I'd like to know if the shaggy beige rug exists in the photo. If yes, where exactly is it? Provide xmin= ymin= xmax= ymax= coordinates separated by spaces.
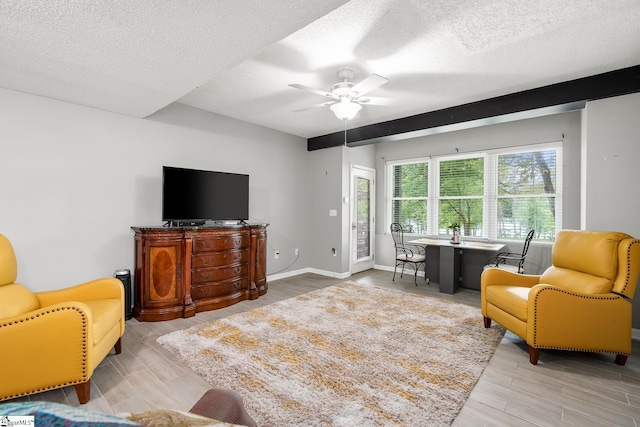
xmin=157 ymin=282 xmax=504 ymax=426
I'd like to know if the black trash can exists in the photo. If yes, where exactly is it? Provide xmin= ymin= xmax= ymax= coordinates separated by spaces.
xmin=114 ymin=269 xmax=133 ymax=320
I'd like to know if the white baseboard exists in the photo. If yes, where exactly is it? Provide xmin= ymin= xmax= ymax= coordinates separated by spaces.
xmin=267 ymin=267 xmax=350 ymax=282
xmin=374 ymin=264 xmax=427 ymax=277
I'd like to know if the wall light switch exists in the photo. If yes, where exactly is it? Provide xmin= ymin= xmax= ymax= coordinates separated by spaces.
xmin=329 ymin=209 xmax=337 ymax=217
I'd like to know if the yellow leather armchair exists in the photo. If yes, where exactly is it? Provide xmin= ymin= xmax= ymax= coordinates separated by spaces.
xmin=482 ymin=230 xmax=640 ymax=365
xmin=0 ymin=234 xmax=125 ymax=403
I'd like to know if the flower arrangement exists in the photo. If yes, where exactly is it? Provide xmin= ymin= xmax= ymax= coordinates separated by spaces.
xmin=449 ymin=222 xmax=460 ymax=243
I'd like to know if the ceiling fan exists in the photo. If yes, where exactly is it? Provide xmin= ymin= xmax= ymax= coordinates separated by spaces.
xmin=289 ymin=68 xmax=389 ymax=120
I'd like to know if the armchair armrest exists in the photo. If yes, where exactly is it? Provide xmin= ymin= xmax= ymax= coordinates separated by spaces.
xmin=36 ymin=278 xmax=124 ymax=307
xmin=0 ymin=302 xmax=95 ymax=400
xmin=481 ymin=268 xmax=540 ymax=291
xmin=395 ymin=243 xmax=425 ymax=258
xmin=481 ymin=269 xmax=541 ymax=316
xmin=526 ymin=285 xmax=632 ymax=353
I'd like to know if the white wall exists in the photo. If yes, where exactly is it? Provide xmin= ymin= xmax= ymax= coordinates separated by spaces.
xmin=582 ymin=92 xmax=640 ymax=237
xmin=0 ymin=89 xmax=309 ymax=290
xmin=581 ymin=92 xmax=640 ymax=328
xmin=307 ymin=146 xmax=343 ymax=274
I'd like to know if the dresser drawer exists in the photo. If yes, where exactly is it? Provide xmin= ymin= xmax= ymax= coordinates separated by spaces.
xmin=192 ymin=249 xmax=247 ymax=269
xmin=191 ymin=279 xmax=247 ymax=300
xmin=191 ymin=263 xmax=248 ymax=284
xmin=193 ymin=234 xmax=248 ymax=253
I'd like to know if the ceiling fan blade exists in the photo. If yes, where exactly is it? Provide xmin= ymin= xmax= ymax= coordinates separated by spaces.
xmin=288 ymin=83 xmax=335 ymax=99
xmin=292 ymin=100 xmax=336 ymax=112
xmin=351 ymin=74 xmax=388 ymax=96
xmin=356 ymin=96 xmax=394 ymax=106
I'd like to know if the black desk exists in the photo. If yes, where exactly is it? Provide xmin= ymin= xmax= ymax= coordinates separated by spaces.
xmin=408 ymin=238 xmax=505 ymax=293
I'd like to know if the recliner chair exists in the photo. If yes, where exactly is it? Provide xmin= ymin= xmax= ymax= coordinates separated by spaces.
xmin=0 ymin=234 xmax=125 ymax=403
xmin=482 ymin=230 xmax=640 ymax=365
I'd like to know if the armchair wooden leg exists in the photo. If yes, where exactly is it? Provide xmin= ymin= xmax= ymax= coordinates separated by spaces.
xmin=483 ymin=316 xmax=492 ymax=328
xmin=528 ymin=346 xmax=540 ymax=365
xmin=75 ymin=380 xmax=91 ymax=404
xmin=114 ymin=337 xmax=122 ymax=354
xmin=615 ymin=354 xmax=628 ymax=365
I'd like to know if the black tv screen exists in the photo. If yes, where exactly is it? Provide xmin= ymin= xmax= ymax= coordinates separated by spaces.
xmin=162 ymin=166 xmax=249 ymax=223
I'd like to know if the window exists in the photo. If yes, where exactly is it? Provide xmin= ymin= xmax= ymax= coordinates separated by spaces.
xmin=387 ymin=143 xmax=562 ymax=241
xmin=438 ymin=156 xmax=484 ymax=236
xmin=496 ymin=149 xmax=559 ymax=240
xmin=390 ymin=162 xmax=428 ymax=233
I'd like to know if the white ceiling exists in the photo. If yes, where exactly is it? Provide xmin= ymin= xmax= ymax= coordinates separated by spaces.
xmin=2 ymin=0 xmax=639 ymax=139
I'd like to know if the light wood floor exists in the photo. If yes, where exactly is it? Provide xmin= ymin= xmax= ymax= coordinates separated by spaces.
xmin=8 ymin=270 xmax=640 ymax=426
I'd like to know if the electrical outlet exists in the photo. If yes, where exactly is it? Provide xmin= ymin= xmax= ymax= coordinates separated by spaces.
xmin=274 ymin=250 xmax=280 ymax=259
xmin=295 ymin=248 xmax=299 ymax=256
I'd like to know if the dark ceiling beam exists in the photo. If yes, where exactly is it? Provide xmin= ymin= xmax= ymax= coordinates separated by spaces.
xmin=307 ymin=64 xmax=640 ymax=151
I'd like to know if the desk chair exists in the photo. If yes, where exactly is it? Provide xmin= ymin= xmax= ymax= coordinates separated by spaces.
xmin=390 ymin=223 xmax=428 ymax=285
xmin=485 ymin=229 xmax=535 ymax=274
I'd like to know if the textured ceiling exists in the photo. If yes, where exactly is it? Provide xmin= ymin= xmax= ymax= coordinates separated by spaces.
xmin=2 ymin=0 xmax=639 ymax=139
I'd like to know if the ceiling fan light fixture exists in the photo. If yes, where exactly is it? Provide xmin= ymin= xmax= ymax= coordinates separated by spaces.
xmin=330 ymin=98 xmax=361 ymax=120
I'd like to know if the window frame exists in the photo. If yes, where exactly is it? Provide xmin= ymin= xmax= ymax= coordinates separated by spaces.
xmin=385 ymin=142 xmax=562 ymax=241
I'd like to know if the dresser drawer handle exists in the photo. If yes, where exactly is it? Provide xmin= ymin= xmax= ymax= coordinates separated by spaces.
xmin=199 ymin=241 xmax=213 ymax=249
xmin=200 ymin=257 xmax=213 ymax=265
xmin=200 ymin=272 xmax=213 ymax=280
xmin=233 ymin=253 xmax=241 ymax=260
xmin=234 ymin=267 xmax=241 ymax=274
xmin=234 ymin=239 xmax=242 ymax=246
xmin=200 ymin=287 xmax=212 ymax=295
xmin=233 ymin=282 xmax=241 ymax=289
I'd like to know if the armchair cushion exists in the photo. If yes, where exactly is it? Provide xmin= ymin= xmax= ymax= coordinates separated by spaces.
xmin=85 ymin=299 xmax=124 ymax=344
xmin=0 ymin=283 xmax=40 ymax=319
xmin=0 ymin=235 xmax=17 ymax=285
xmin=539 ymin=267 xmax=613 ymax=294
xmin=551 ymin=230 xmax=627 ymax=279
xmin=485 ymin=285 xmax=529 ymax=322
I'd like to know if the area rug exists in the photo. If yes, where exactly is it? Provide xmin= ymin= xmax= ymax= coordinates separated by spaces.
xmin=157 ymin=282 xmax=505 ymax=426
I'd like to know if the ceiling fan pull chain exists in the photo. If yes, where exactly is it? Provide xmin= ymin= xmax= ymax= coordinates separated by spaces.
xmin=344 ymin=119 xmax=347 ymax=146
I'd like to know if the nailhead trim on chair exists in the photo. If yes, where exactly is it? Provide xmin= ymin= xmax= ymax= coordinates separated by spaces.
xmin=619 ymin=240 xmax=640 ymax=296
xmin=532 ymin=287 xmax=625 ymax=353
xmin=0 ymin=306 xmax=88 ymax=401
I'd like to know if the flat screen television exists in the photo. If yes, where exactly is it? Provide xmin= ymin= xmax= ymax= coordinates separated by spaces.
xmin=162 ymin=166 xmax=249 ymax=225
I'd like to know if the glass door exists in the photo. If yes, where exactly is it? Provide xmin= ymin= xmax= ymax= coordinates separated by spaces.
xmin=350 ymin=165 xmax=375 ymax=273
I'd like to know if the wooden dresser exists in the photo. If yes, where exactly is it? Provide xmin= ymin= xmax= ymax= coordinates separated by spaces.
xmin=131 ymin=224 xmax=267 ymax=322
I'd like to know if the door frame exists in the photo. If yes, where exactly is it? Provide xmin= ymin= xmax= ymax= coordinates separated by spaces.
xmin=349 ymin=164 xmax=376 ymax=274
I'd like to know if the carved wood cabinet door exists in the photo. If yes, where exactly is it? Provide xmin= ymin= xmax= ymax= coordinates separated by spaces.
xmin=133 ymin=230 xmax=187 ymax=322
xmin=146 ymin=239 xmax=183 ymax=308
